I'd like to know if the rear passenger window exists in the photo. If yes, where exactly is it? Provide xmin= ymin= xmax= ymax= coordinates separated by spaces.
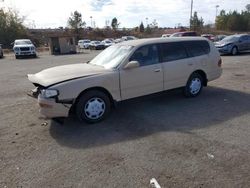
xmin=161 ymin=42 xmax=188 ymax=62
xmin=183 ymin=41 xmax=210 ymax=57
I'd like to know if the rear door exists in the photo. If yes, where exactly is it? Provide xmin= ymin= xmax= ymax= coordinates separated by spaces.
xmin=247 ymin=35 xmax=250 ymax=50
xmin=160 ymin=42 xmax=195 ymax=90
xmin=238 ymin=35 xmax=249 ymax=51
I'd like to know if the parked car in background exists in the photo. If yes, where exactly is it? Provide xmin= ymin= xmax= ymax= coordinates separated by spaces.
xmin=0 ymin=44 xmax=3 ymax=58
xmin=214 ymin=35 xmax=227 ymax=42
xmin=89 ymin=41 xmax=105 ymax=50
xmin=122 ymin=36 xmax=137 ymax=41
xmin=13 ymin=39 xmax=37 ymax=59
xmin=201 ymin=34 xmax=215 ymax=41
xmin=78 ymin=39 xmax=91 ymax=49
xmin=162 ymin=34 xmax=171 ymax=38
xmin=170 ymin=31 xmax=198 ymax=37
xmin=102 ymin=40 xmax=114 ymax=48
xmin=214 ymin=34 xmax=250 ymax=55
xmin=114 ymin=38 xmax=124 ymax=43
xmin=28 ymin=37 xmax=222 ymax=123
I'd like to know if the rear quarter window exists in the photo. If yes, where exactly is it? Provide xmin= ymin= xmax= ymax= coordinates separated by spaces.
xmin=160 ymin=42 xmax=188 ymax=62
xmin=183 ymin=40 xmax=210 ymax=57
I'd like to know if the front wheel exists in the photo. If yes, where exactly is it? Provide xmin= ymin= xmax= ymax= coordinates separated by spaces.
xmin=76 ymin=90 xmax=111 ymax=123
xmin=231 ymin=46 xmax=238 ymax=55
xmin=183 ymin=73 xmax=203 ymax=97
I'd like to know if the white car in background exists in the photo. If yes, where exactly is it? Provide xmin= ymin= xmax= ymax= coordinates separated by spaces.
xmin=13 ymin=39 xmax=37 ymax=59
xmin=78 ymin=39 xmax=91 ymax=49
xmin=102 ymin=40 xmax=113 ymax=48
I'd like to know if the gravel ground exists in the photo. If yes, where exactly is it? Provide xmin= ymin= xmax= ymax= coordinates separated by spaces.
xmin=0 ymin=51 xmax=250 ymax=188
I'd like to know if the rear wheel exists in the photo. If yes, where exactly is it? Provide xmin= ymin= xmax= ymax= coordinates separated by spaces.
xmin=231 ymin=46 xmax=238 ymax=55
xmin=183 ymin=73 xmax=203 ymax=97
xmin=76 ymin=90 xmax=111 ymax=123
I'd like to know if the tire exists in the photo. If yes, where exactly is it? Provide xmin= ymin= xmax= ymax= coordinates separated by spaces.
xmin=183 ymin=73 xmax=203 ymax=97
xmin=231 ymin=46 xmax=238 ymax=55
xmin=15 ymin=55 xmax=19 ymax=59
xmin=76 ymin=90 xmax=111 ymax=123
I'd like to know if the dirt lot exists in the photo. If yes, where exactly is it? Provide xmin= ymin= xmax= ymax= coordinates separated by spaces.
xmin=0 ymin=51 xmax=250 ymax=188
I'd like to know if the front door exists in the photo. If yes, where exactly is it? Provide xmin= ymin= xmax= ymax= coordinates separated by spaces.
xmin=120 ymin=44 xmax=163 ymax=100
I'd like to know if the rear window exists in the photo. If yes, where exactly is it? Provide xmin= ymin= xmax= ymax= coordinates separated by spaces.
xmin=183 ymin=41 xmax=210 ymax=57
xmin=160 ymin=42 xmax=188 ymax=62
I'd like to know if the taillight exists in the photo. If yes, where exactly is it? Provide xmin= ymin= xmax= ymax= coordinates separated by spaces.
xmin=218 ymin=58 xmax=222 ymax=67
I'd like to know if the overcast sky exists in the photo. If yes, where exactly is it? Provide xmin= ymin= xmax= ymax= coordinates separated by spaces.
xmin=1 ymin=0 xmax=249 ymax=28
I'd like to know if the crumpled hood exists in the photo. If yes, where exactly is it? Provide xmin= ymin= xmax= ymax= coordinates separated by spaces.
xmin=28 ymin=63 xmax=107 ymax=87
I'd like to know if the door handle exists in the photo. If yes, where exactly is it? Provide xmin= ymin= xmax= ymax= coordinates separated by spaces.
xmin=188 ymin=63 xmax=193 ymax=66
xmin=154 ymin=69 xmax=161 ymax=72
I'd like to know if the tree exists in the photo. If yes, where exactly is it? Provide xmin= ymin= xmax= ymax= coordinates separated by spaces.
xmin=111 ymin=17 xmax=119 ymax=30
xmin=149 ymin=19 xmax=158 ymax=29
xmin=139 ymin=22 xmax=144 ymax=32
xmin=0 ymin=9 xmax=27 ymax=48
xmin=215 ymin=5 xmax=250 ymax=31
xmin=246 ymin=4 xmax=250 ymax=12
xmin=67 ymin=11 xmax=85 ymax=39
xmin=190 ymin=11 xmax=204 ymax=32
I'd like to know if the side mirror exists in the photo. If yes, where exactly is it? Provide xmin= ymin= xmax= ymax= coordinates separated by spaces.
xmin=124 ymin=61 xmax=140 ymax=69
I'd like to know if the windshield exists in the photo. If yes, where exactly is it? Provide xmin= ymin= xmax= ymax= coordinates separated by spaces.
xmin=15 ymin=40 xmax=32 ymax=45
xmin=221 ymin=35 xmax=239 ymax=43
xmin=170 ymin=33 xmax=181 ymax=37
xmin=90 ymin=45 xmax=133 ymax=69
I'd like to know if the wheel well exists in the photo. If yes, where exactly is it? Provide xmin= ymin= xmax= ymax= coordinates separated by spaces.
xmin=70 ymin=87 xmax=115 ymax=114
xmin=193 ymin=70 xmax=207 ymax=86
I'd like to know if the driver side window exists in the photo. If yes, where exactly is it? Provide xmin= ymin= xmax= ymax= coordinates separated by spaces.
xmin=129 ymin=45 xmax=159 ymax=66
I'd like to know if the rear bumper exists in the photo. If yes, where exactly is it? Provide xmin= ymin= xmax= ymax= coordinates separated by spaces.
xmin=208 ymin=68 xmax=223 ymax=81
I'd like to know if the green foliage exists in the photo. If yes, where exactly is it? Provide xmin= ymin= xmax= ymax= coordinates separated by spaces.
xmin=67 ymin=11 xmax=85 ymax=40
xmin=0 ymin=9 xmax=27 ymax=48
xmin=216 ymin=5 xmax=250 ymax=31
xmin=139 ymin=22 xmax=144 ymax=32
xmin=68 ymin=11 xmax=85 ymax=29
xmin=190 ymin=11 xmax=204 ymax=32
xmin=145 ymin=25 xmax=152 ymax=34
xmin=111 ymin=17 xmax=119 ymax=30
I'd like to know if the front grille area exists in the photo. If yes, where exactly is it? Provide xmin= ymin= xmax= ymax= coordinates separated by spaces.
xmin=20 ymin=47 xmax=30 ymax=51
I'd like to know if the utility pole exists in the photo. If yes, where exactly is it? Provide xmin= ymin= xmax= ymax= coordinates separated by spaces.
xmin=90 ymin=16 xmax=93 ymax=27
xmin=216 ymin=5 xmax=219 ymax=17
xmin=190 ymin=0 xmax=193 ymax=30
xmin=145 ymin=17 xmax=148 ymax=26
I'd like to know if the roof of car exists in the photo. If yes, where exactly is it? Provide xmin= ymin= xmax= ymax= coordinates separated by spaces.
xmin=119 ymin=37 xmax=208 ymax=46
xmin=15 ymin=39 xmax=31 ymax=41
xmin=233 ymin=34 xmax=249 ymax=37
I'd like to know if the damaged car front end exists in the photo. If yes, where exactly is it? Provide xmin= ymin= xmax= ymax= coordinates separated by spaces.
xmin=27 ymin=80 xmax=72 ymax=118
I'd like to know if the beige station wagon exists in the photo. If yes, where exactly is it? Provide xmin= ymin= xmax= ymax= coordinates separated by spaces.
xmin=28 ymin=37 xmax=222 ymax=123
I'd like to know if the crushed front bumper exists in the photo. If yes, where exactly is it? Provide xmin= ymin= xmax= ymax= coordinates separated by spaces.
xmin=27 ymin=88 xmax=71 ymax=118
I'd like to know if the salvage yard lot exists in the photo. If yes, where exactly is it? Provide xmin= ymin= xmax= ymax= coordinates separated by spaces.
xmin=0 ymin=51 xmax=250 ymax=187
